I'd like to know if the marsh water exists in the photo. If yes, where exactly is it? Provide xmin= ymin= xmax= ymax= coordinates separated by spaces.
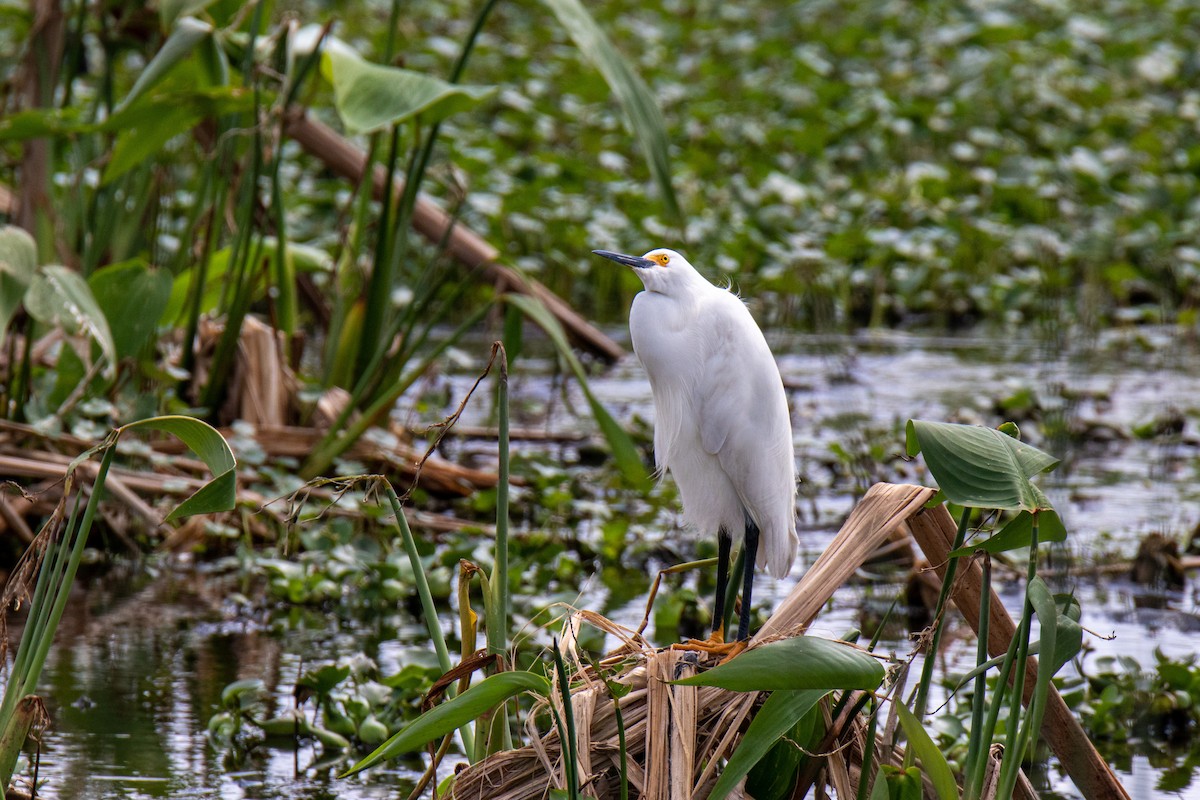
xmin=20 ymin=327 xmax=1200 ymax=799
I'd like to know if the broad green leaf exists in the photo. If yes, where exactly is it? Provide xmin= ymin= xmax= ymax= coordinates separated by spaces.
xmin=321 ymin=46 xmax=493 ymax=135
xmin=88 ymin=260 xmax=173 ymax=360
xmin=504 ymin=293 xmax=649 ymax=490
xmin=671 ymin=636 xmax=884 ymax=692
xmin=906 ymin=420 xmax=1059 ymax=511
xmin=25 ymin=266 xmax=117 ymax=380
xmin=103 ymin=105 xmax=204 ymax=184
xmin=343 ymin=670 xmax=550 ymax=776
xmin=118 ymin=415 xmax=237 ymax=521
xmin=114 ymin=17 xmax=215 ymax=114
xmin=895 ymin=703 xmax=959 ymax=800
xmin=709 ymin=689 xmax=828 ymax=800
xmin=948 ymin=509 xmax=1067 ymax=557
xmin=0 ymin=226 xmax=37 ymax=348
xmin=541 ymin=0 xmax=681 ymax=226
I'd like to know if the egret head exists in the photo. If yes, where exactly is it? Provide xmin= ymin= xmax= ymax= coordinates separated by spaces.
xmin=591 ymin=247 xmax=703 ymax=295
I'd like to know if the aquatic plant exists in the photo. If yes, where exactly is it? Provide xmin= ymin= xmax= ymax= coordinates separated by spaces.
xmin=0 ymin=416 xmax=235 ymax=789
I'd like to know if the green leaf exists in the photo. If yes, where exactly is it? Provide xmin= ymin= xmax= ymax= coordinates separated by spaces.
xmin=221 ymin=678 xmax=263 ymax=706
xmin=114 ymin=17 xmax=215 ymax=114
xmin=118 ymin=415 xmax=237 ymax=521
xmin=159 ymin=0 xmax=219 ymax=30
xmin=895 ymin=703 xmax=959 ymax=800
xmin=1028 ymin=577 xmax=1080 ymax=676
xmin=0 ymin=226 xmax=37 ymax=348
xmin=906 ymin=420 xmax=1059 ymax=511
xmin=708 ymin=690 xmax=828 ymax=800
xmin=88 ymin=260 xmax=173 ymax=360
xmin=343 ymin=670 xmax=551 ymax=776
xmin=504 ymin=293 xmax=649 ymax=490
xmin=541 ymin=0 xmax=681 ymax=226
xmin=25 ymin=266 xmax=117 ymax=380
xmin=745 ymin=702 xmax=819 ymax=800
xmin=321 ymin=46 xmax=493 ymax=135
xmin=103 ymin=105 xmax=203 ymax=184
xmin=0 ymin=107 xmax=86 ymax=141
xmin=948 ymin=509 xmax=1067 ymax=556
xmin=671 ymin=636 xmax=884 ymax=692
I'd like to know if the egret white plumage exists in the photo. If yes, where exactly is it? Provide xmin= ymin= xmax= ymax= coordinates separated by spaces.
xmin=593 ymin=247 xmax=798 ymax=646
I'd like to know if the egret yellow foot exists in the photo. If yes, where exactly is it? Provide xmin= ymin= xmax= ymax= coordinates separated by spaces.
xmin=670 ymin=626 xmax=747 ymax=661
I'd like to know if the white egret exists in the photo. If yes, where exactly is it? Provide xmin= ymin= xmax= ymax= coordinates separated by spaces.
xmin=593 ymin=247 xmax=798 ymax=647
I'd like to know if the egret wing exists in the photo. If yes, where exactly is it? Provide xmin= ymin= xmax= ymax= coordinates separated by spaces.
xmin=695 ymin=298 xmax=765 ymax=457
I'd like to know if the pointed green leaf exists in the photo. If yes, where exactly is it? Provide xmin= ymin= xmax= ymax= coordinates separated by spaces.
xmin=906 ymin=420 xmax=1059 ymax=511
xmin=343 ymin=670 xmax=551 ymax=776
xmin=321 ymin=46 xmax=493 ymax=135
xmin=504 ymin=292 xmax=649 ymax=490
xmin=114 ymin=17 xmax=214 ymax=114
xmin=88 ymin=260 xmax=173 ymax=360
xmin=895 ymin=703 xmax=959 ymax=800
xmin=0 ymin=226 xmax=37 ymax=348
xmin=25 ymin=266 xmax=117 ymax=380
xmin=710 ymin=690 xmax=827 ymax=800
xmin=541 ymin=0 xmax=680 ymax=225
xmin=118 ymin=415 xmax=236 ymax=520
xmin=948 ymin=509 xmax=1067 ymax=557
xmin=671 ymin=636 xmax=884 ymax=692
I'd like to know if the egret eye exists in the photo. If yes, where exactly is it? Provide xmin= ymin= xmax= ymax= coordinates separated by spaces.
xmin=653 ymin=253 xmax=670 ymax=266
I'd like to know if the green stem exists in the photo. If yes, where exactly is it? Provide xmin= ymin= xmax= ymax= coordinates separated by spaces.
xmin=963 ymin=553 xmax=993 ymax=800
xmin=552 ymin=639 xmax=580 ymax=800
xmin=908 ymin=506 xmax=971 ymax=741
xmin=383 ymin=482 xmax=474 ymax=757
xmin=996 ymin=516 xmax=1041 ymax=799
xmin=384 ymin=484 xmax=450 ymax=672
xmin=488 ymin=345 xmax=510 ymax=656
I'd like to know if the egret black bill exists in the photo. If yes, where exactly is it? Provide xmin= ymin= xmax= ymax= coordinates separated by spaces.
xmin=592 ymin=249 xmax=657 ymax=270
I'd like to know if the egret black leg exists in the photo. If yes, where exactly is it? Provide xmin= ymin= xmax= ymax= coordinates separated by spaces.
xmin=737 ymin=518 xmax=761 ymax=641
xmin=712 ymin=527 xmax=732 ymax=641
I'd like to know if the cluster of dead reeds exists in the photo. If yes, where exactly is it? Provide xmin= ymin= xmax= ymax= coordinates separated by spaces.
xmin=451 ymin=483 xmax=1129 ymax=800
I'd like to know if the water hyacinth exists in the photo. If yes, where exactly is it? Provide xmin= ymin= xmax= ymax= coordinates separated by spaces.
xmin=369 ymin=0 xmax=1200 ymax=330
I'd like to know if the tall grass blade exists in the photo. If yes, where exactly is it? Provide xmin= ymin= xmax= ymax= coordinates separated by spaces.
xmin=488 ymin=344 xmax=510 ymax=656
xmin=551 ymin=638 xmax=580 ymax=800
xmin=540 ymin=0 xmax=681 ymax=227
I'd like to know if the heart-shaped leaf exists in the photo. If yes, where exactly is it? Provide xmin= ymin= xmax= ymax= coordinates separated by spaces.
xmin=906 ymin=420 xmax=1059 ymax=511
xmin=0 ymin=226 xmax=37 ymax=348
xmin=322 ymin=45 xmax=493 ymax=135
xmin=25 ymin=266 xmax=117 ymax=380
